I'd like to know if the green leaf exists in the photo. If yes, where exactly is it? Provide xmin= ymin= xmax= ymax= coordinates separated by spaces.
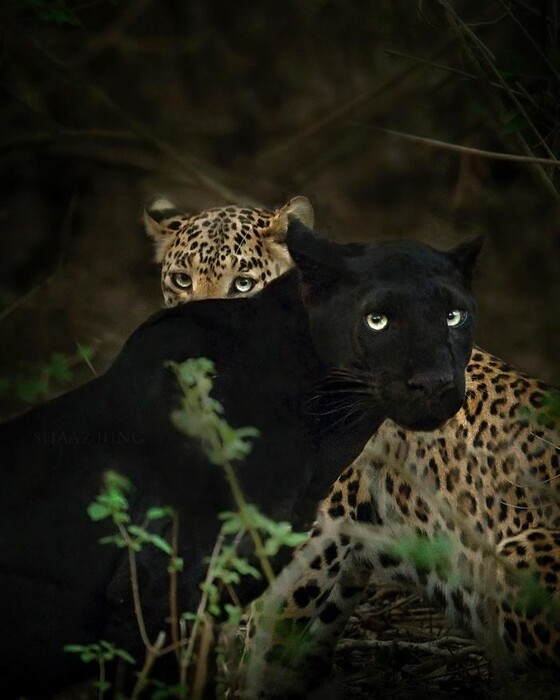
xmin=87 ymin=502 xmax=111 ymax=521
xmin=208 ymin=603 xmax=221 ymax=616
xmin=146 ymin=506 xmax=174 ymax=520
xmin=148 ymin=534 xmax=172 ymax=554
xmin=224 ymin=603 xmax=241 ymax=625
xmin=113 ymin=648 xmax=136 ymax=665
xmin=168 ymin=556 xmax=184 ymax=573
xmin=49 ymin=352 xmax=73 ymax=382
xmin=104 ymin=470 xmax=132 ymax=494
xmin=181 ymin=612 xmax=199 ymax=622
xmin=94 ymin=680 xmax=112 ymax=691
xmin=16 ymin=378 xmax=46 ymax=403
xmin=98 ymin=534 xmax=127 ymax=547
xmin=151 ymin=684 xmax=188 ymax=699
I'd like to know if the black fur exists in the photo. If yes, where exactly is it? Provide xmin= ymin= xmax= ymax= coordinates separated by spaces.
xmin=0 ymin=224 xmax=479 ymax=695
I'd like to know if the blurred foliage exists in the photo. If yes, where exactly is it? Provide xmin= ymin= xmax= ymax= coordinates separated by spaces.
xmin=0 ymin=343 xmax=95 ymax=404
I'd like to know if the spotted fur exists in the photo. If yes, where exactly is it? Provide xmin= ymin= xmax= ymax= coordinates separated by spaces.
xmin=144 ymin=196 xmax=314 ymax=306
xmin=241 ymin=351 xmax=560 ymax=696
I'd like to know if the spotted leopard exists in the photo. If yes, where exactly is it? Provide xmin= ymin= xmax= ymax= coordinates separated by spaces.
xmin=241 ymin=351 xmax=560 ymax=697
xmin=144 ymin=195 xmax=314 ymax=305
xmin=142 ymin=196 xmax=560 ymax=693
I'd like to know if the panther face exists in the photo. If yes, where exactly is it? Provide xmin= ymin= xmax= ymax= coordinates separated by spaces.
xmin=287 ymin=221 xmax=482 ymax=432
xmin=144 ymin=196 xmax=314 ymax=306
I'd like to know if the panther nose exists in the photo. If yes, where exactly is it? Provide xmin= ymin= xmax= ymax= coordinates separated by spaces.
xmin=407 ymin=370 xmax=455 ymax=395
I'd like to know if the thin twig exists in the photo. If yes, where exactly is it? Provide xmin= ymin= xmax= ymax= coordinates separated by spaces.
xmin=169 ymin=512 xmax=181 ymax=663
xmin=192 ymin=617 xmax=214 ymax=700
xmin=337 ymin=637 xmax=478 ymax=659
xmin=433 ymin=0 xmax=559 ymax=199
xmin=368 ymin=125 xmax=560 ymax=166
xmin=131 ymin=630 xmax=166 ymax=699
xmin=496 ymin=0 xmax=560 ymax=84
xmin=222 ymin=462 xmax=275 ymax=585
xmin=180 ymin=533 xmax=224 ymax=687
xmin=383 ymin=48 xmax=525 ymax=98
xmin=98 ymin=658 xmax=106 ymax=700
xmin=117 ymin=522 xmax=153 ymax=651
xmin=511 ymin=0 xmax=555 ymax=26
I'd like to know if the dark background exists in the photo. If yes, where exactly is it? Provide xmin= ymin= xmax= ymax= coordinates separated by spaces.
xmin=1 ymin=0 xmax=559 ymax=417
xmin=1 ymin=3 xmax=560 ymax=697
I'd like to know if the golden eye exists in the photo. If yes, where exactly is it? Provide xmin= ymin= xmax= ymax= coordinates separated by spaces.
xmin=233 ymin=276 xmax=255 ymax=294
xmin=170 ymin=272 xmax=192 ymax=290
xmin=365 ymin=313 xmax=388 ymax=331
xmin=447 ymin=309 xmax=468 ymax=328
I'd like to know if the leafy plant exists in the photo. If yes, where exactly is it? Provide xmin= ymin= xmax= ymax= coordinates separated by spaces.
xmin=66 ymin=357 xmax=306 ymax=699
xmin=64 ymin=641 xmax=135 ymax=699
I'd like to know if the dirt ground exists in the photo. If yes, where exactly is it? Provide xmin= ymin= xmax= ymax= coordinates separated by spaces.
xmin=1 ymin=1 xmax=559 ymax=698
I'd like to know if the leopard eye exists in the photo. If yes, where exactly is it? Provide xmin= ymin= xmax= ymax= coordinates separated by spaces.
xmin=170 ymin=272 xmax=192 ymax=290
xmin=447 ymin=309 xmax=468 ymax=328
xmin=233 ymin=276 xmax=255 ymax=294
xmin=365 ymin=313 xmax=388 ymax=332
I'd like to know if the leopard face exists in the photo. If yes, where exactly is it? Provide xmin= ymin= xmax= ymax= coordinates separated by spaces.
xmin=144 ymin=196 xmax=314 ymax=306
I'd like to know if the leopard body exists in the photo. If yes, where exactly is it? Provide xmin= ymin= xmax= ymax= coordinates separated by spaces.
xmin=242 ymin=350 xmax=560 ymax=696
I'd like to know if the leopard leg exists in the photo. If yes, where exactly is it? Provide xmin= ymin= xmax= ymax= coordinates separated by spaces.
xmin=495 ymin=527 xmax=560 ymax=667
xmin=240 ymin=504 xmax=371 ymax=698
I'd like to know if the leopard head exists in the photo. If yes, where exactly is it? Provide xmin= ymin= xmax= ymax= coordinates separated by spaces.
xmin=287 ymin=220 xmax=482 ymax=432
xmin=144 ymin=196 xmax=314 ymax=306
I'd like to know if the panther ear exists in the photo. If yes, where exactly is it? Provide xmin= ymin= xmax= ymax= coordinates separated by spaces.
xmin=286 ymin=219 xmax=347 ymax=302
xmin=266 ymin=196 xmax=315 ymax=242
xmin=143 ymin=196 xmax=187 ymax=263
xmin=447 ymin=235 xmax=484 ymax=279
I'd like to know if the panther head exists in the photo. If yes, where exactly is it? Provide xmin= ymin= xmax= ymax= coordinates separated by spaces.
xmin=144 ymin=196 xmax=314 ymax=306
xmin=287 ymin=220 xmax=482 ymax=432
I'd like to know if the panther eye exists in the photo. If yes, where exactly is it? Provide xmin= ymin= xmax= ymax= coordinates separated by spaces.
xmin=233 ymin=276 xmax=255 ymax=294
xmin=170 ymin=272 xmax=192 ymax=290
xmin=365 ymin=313 xmax=388 ymax=332
xmin=447 ymin=309 xmax=468 ymax=328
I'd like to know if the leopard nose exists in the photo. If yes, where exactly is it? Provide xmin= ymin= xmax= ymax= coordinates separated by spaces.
xmin=407 ymin=370 xmax=455 ymax=395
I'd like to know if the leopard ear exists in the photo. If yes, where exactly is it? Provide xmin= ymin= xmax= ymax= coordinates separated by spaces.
xmin=266 ymin=196 xmax=314 ymax=242
xmin=143 ymin=196 xmax=187 ymax=263
xmin=447 ymin=235 xmax=484 ymax=279
xmin=286 ymin=219 xmax=347 ymax=302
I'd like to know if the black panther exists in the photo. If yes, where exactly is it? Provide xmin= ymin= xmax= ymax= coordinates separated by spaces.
xmin=0 ymin=221 xmax=479 ymax=695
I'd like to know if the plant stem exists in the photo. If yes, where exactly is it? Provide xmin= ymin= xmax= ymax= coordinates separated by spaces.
xmin=180 ymin=534 xmax=224 ymax=687
xmin=369 ymin=126 xmax=560 ymax=167
xmin=98 ymin=658 xmax=106 ymax=700
xmin=131 ymin=631 xmax=166 ymax=699
xmin=222 ymin=462 xmax=275 ymax=585
xmin=116 ymin=522 xmax=153 ymax=651
xmin=192 ymin=617 xmax=213 ymax=700
xmin=169 ymin=512 xmax=181 ymax=662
